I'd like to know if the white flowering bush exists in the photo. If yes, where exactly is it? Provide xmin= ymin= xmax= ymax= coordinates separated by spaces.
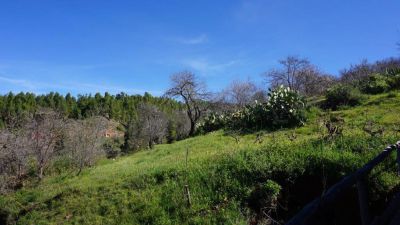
xmin=227 ymin=86 xmax=306 ymax=130
xmin=197 ymin=86 xmax=306 ymax=133
xmin=265 ymin=85 xmax=306 ymax=128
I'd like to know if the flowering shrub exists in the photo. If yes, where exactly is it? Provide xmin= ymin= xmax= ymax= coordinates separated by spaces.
xmin=265 ymin=86 xmax=306 ymax=128
xmin=197 ymin=86 xmax=306 ymax=132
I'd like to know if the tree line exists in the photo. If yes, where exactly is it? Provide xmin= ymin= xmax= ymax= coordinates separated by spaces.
xmin=0 ymin=91 xmax=182 ymax=127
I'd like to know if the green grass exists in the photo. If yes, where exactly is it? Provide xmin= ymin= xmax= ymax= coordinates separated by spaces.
xmin=2 ymin=92 xmax=400 ymax=224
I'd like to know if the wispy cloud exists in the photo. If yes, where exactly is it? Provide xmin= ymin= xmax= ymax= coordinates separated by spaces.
xmin=0 ymin=75 xmax=161 ymax=95
xmin=65 ymin=82 xmax=163 ymax=96
xmin=0 ymin=76 xmax=37 ymax=90
xmin=174 ymin=34 xmax=208 ymax=45
xmin=181 ymin=58 xmax=240 ymax=74
xmin=0 ymin=59 xmax=164 ymax=95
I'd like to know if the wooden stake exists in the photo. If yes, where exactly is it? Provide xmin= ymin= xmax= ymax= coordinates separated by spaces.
xmin=184 ymin=184 xmax=192 ymax=207
xmin=184 ymin=148 xmax=191 ymax=207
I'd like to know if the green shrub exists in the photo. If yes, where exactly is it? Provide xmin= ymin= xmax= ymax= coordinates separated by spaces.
xmin=227 ymin=103 xmax=269 ymax=131
xmin=197 ymin=113 xmax=228 ymax=134
xmin=385 ymin=67 xmax=400 ymax=76
xmin=361 ymin=74 xmax=390 ymax=94
xmin=387 ymin=74 xmax=400 ymax=90
xmin=166 ymin=121 xmax=177 ymax=143
xmin=103 ymin=138 xmax=123 ymax=158
xmin=386 ymin=92 xmax=397 ymax=98
xmin=324 ymin=84 xmax=363 ymax=110
xmin=247 ymin=180 xmax=281 ymax=212
xmin=263 ymin=180 xmax=281 ymax=198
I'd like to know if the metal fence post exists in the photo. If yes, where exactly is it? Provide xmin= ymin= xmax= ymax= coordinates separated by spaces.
xmin=357 ymin=177 xmax=370 ymax=225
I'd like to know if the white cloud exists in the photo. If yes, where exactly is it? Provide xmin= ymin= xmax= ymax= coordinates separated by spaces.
xmin=0 ymin=75 xmax=161 ymax=95
xmin=0 ymin=76 xmax=37 ymax=90
xmin=0 ymin=60 xmax=163 ymax=95
xmin=182 ymin=58 xmax=240 ymax=74
xmin=66 ymin=82 xmax=162 ymax=96
xmin=175 ymin=34 xmax=208 ymax=45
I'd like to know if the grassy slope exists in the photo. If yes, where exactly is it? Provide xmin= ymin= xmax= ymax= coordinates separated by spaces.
xmin=2 ymin=92 xmax=400 ymax=224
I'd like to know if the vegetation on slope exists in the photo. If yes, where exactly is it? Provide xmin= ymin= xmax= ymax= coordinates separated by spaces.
xmin=0 ymin=92 xmax=182 ymax=125
xmin=1 ymin=91 xmax=400 ymax=224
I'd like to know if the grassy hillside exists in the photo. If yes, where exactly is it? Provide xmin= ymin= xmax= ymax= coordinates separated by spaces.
xmin=2 ymin=92 xmax=400 ymax=224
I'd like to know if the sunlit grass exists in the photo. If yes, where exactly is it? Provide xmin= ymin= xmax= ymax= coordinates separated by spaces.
xmin=2 ymin=92 xmax=400 ymax=224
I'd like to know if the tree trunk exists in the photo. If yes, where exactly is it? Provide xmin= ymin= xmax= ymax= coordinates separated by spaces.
xmin=189 ymin=120 xmax=195 ymax=136
xmin=38 ymin=166 xmax=44 ymax=180
xmin=77 ymin=167 xmax=82 ymax=176
xmin=17 ymin=164 xmax=23 ymax=179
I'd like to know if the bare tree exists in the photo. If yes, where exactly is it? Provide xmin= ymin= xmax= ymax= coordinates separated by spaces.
xmin=0 ymin=128 xmax=30 ymax=192
xmin=251 ymin=90 xmax=267 ymax=103
xmin=373 ymin=57 xmax=400 ymax=75
xmin=123 ymin=104 xmax=168 ymax=150
xmin=340 ymin=59 xmax=373 ymax=84
xmin=172 ymin=110 xmax=191 ymax=140
xmin=165 ymin=71 xmax=209 ymax=136
xmin=64 ymin=116 xmax=107 ymax=175
xmin=208 ymin=92 xmax=236 ymax=114
xmin=224 ymin=79 xmax=257 ymax=107
xmin=138 ymin=104 xmax=168 ymax=149
xmin=265 ymin=56 xmax=335 ymax=96
xmin=265 ymin=56 xmax=311 ymax=91
xmin=26 ymin=109 xmax=64 ymax=180
xmin=297 ymin=67 xmax=337 ymax=96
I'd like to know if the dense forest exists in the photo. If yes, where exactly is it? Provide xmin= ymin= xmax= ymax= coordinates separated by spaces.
xmin=0 ymin=91 xmax=182 ymax=127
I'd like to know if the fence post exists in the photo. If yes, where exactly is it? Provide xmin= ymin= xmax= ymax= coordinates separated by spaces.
xmin=184 ymin=148 xmax=191 ymax=207
xmin=396 ymin=142 xmax=400 ymax=176
xmin=357 ymin=176 xmax=370 ymax=225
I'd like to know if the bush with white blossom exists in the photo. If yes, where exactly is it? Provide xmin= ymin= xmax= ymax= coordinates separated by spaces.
xmin=265 ymin=85 xmax=306 ymax=128
xmin=197 ymin=86 xmax=306 ymax=133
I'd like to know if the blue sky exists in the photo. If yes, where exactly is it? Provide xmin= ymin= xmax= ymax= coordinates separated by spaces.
xmin=0 ymin=0 xmax=399 ymax=96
